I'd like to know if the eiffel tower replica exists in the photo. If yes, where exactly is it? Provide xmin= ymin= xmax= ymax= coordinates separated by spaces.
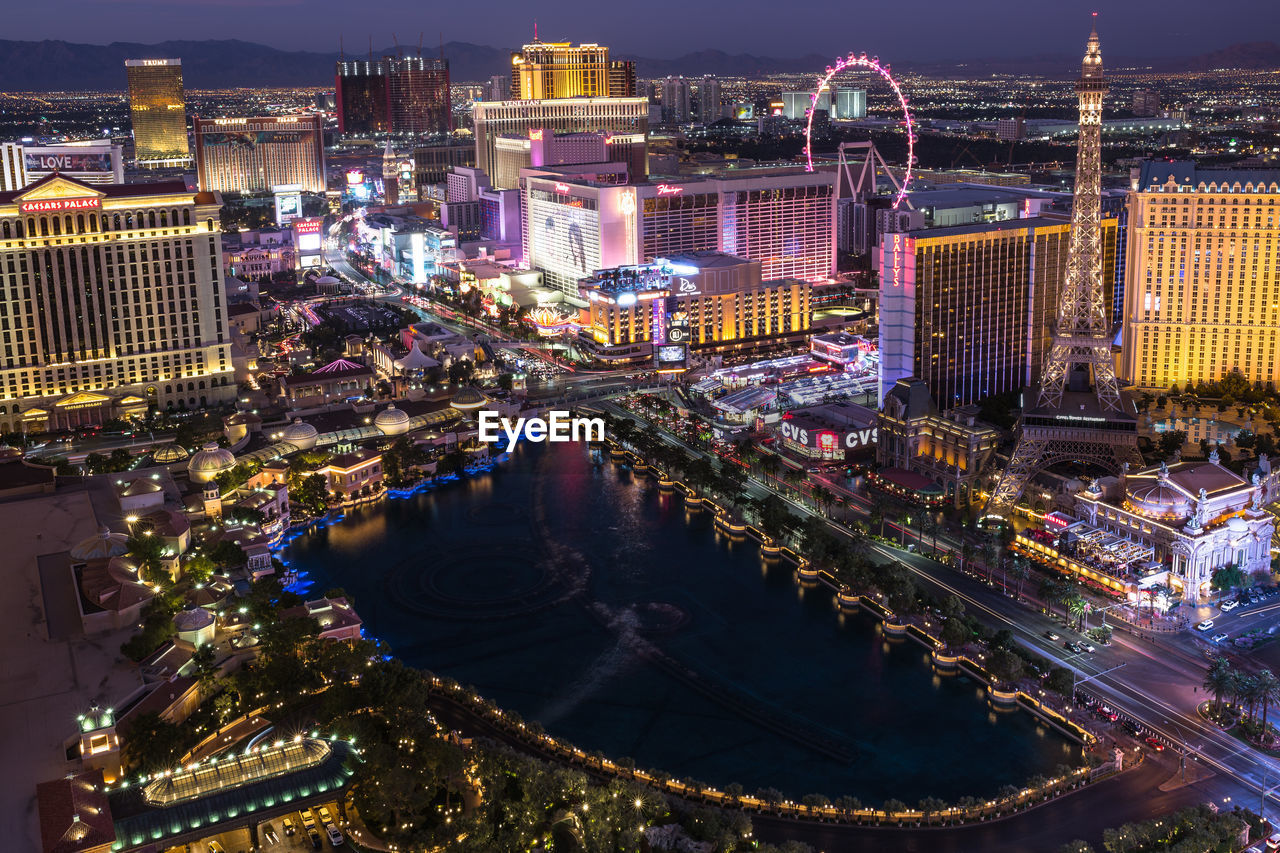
xmin=982 ymin=17 xmax=1144 ymax=521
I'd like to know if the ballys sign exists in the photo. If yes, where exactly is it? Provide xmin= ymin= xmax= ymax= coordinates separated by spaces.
xmin=780 ymin=421 xmax=878 ymax=450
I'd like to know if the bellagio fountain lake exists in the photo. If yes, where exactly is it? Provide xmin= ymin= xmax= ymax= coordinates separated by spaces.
xmin=280 ymin=441 xmax=1081 ymax=803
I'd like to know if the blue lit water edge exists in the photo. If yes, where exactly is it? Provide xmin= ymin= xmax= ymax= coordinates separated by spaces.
xmin=279 ymin=441 xmax=1080 ymax=803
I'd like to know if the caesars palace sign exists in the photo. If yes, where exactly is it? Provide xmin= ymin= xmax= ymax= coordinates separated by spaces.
xmin=19 ymin=197 xmax=102 ymax=214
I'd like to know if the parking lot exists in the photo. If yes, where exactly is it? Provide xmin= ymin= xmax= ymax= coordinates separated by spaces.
xmin=183 ymin=803 xmax=346 ymax=853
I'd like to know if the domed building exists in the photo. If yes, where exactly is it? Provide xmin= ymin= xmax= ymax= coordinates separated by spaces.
xmin=187 ymin=442 xmax=236 ymax=484
xmin=70 ymin=526 xmax=129 ymax=561
xmin=450 ymin=385 xmax=489 ymax=412
xmin=281 ymin=417 xmax=320 ymax=450
xmin=152 ymin=443 xmax=190 ymax=464
xmin=1072 ymin=454 xmax=1274 ymax=603
xmin=173 ymin=608 xmax=216 ymax=647
xmin=373 ymin=404 xmax=411 ymax=436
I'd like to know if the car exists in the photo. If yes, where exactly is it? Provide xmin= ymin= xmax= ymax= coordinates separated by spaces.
xmin=282 ymin=818 xmax=296 ymax=837
xmin=1144 ymin=736 xmax=1165 ymax=751
xmin=1122 ymin=721 xmax=1142 ymax=736
xmin=326 ymin=826 xmax=345 ymax=847
xmin=208 ymin=842 xmax=226 ymax=853
xmin=263 ymin=826 xmax=280 ymax=845
xmin=1221 ymin=600 xmax=1239 ymax=611
xmin=317 ymin=807 xmax=334 ymax=825
xmin=1083 ymin=642 xmax=1097 ymax=653
xmin=1212 ymin=633 xmax=1230 ymax=643
xmin=1196 ymin=620 xmax=1215 ymax=631
xmin=1044 ymin=630 xmax=1060 ymax=641
xmin=1065 ymin=640 xmax=1085 ymax=653
xmin=307 ymin=829 xmax=322 ymax=850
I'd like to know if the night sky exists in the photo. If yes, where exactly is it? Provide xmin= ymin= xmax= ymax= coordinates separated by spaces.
xmin=14 ymin=0 xmax=1280 ymax=59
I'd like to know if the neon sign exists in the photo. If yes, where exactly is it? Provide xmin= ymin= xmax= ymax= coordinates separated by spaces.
xmin=554 ymin=183 xmax=570 ymax=194
xmin=20 ymin=197 xmax=101 ymax=213
xmin=529 ymin=129 xmax=544 ymax=141
xmin=656 ymin=184 xmax=683 ymax=196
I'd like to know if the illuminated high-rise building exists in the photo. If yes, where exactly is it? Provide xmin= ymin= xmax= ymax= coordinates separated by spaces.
xmin=193 ymin=116 xmax=325 ymax=194
xmin=511 ymin=42 xmax=611 ymax=99
xmin=336 ymin=56 xmax=451 ymax=137
xmin=522 ymin=168 xmax=835 ymax=295
xmin=124 ymin=59 xmax=190 ymax=167
xmin=697 ymin=76 xmax=722 ymax=123
xmin=877 ymin=216 xmax=1119 ymax=408
xmin=660 ymin=77 xmax=691 ymax=124
xmin=609 ymin=61 xmax=637 ymax=97
xmin=471 ymin=98 xmax=649 ymax=187
xmin=834 ymin=87 xmax=867 ymax=120
xmin=386 ymin=56 xmax=452 ymax=137
xmin=0 ymin=174 xmax=234 ymax=430
xmin=335 ymin=59 xmax=390 ymax=136
xmin=1120 ymin=162 xmax=1280 ymax=391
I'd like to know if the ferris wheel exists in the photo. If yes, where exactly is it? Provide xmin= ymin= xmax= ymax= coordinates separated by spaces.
xmin=803 ymin=52 xmax=916 ymax=209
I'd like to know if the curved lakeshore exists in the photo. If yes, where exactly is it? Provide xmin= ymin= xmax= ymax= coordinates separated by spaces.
xmin=279 ymin=440 xmax=1084 ymax=804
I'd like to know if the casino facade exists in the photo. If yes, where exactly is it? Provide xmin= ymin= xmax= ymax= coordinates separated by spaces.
xmin=0 ymin=174 xmax=234 ymax=432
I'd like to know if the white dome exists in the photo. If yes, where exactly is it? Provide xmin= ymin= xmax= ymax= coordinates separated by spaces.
xmin=152 ymin=443 xmax=189 ymax=463
xmin=281 ymin=417 xmax=319 ymax=450
xmin=187 ymin=442 xmax=236 ymax=483
xmin=374 ymin=404 xmax=411 ymax=435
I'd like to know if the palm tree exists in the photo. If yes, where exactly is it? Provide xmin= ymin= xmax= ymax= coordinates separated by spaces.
xmin=1255 ymin=670 xmax=1280 ymax=732
xmin=1204 ymin=657 xmax=1233 ymax=714
xmin=759 ymin=453 xmax=781 ymax=483
xmin=1066 ymin=594 xmax=1087 ymax=633
xmin=959 ymin=542 xmax=974 ymax=576
xmin=870 ymin=506 xmax=885 ymax=539
xmin=1009 ymin=557 xmax=1030 ymax=601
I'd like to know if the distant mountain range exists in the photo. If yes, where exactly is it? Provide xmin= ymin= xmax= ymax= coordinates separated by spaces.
xmin=1 ymin=38 xmax=1278 ymax=91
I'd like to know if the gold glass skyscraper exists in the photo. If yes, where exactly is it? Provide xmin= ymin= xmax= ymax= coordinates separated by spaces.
xmin=511 ymin=42 xmax=611 ymax=99
xmin=125 ymin=58 xmax=190 ymax=167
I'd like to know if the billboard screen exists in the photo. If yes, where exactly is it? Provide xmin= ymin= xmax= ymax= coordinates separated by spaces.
xmin=25 ymin=151 xmax=114 ymax=173
xmin=200 ymin=131 xmax=305 ymax=147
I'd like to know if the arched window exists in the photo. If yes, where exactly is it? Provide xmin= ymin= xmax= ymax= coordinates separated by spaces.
xmin=76 ymin=214 xmax=85 ymax=234
xmin=159 ymin=211 xmax=168 ymax=228
xmin=164 ymin=384 xmax=172 ymax=394
xmin=112 ymin=214 xmax=121 ymax=231
xmin=148 ymin=211 xmax=157 ymax=229
xmin=198 ymin=380 xmax=205 ymax=390
xmin=1 ymin=222 xmax=9 ymax=239
xmin=183 ymin=209 xmax=191 ymax=226
xmin=50 ymin=218 xmax=60 ymax=236
xmin=124 ymin=212 xmax=133 ymax=230
xmin=206 ymin=218 xmax=214 ymax=232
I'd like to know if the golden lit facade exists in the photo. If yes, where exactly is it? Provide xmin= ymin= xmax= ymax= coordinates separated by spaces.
xmin=511 ymin=42 xmax=611 ymax=99
xmin=1120 ymin=162 xmax=1280 ymax=390
xmin=0 ymin=175 xmax=234 ymax=432
xmin=125 ymin=59 xmax=190 ymax=167
xmin=580 ymin=254 xmax=810 ymax=360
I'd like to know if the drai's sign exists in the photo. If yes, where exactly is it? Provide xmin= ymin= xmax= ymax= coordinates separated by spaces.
xmin=478 ymin=410 xmax=605 ymax=444
xmin=780 ymin=421 xmax=878 ymax=450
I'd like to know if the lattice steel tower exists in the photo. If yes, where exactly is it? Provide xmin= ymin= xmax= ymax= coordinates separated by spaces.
xmin=982 ymin=17 xmax=1143 ymax=520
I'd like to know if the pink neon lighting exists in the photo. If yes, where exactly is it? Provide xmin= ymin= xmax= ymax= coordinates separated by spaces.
xmin=656 ymin=184 xmax=684 ymax=195
xmin=803 ymin=52 xmax=915 ymax=210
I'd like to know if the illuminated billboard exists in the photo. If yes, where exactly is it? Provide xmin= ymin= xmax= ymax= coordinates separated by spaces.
xmin=274 ymin=187 xmax=303 ymax=225
xmin=24 ymin=151 xmax=114 ymax=172
xmin=526 ymin=186 xmax=601 ymax=294
xmin=293 ymin=217 xmax=324 ymax=253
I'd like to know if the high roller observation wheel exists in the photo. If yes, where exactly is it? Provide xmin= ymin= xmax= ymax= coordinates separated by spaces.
xmin=803 ymin=52 xmax=916 ymax=209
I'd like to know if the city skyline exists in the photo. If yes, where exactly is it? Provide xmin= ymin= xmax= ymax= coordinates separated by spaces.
xmin=5 ymin=1 xmax=1280 ymax=65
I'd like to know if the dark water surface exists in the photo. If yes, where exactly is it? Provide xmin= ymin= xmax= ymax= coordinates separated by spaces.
xmin=282 ymin=442 xmax=1080 ymax=803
